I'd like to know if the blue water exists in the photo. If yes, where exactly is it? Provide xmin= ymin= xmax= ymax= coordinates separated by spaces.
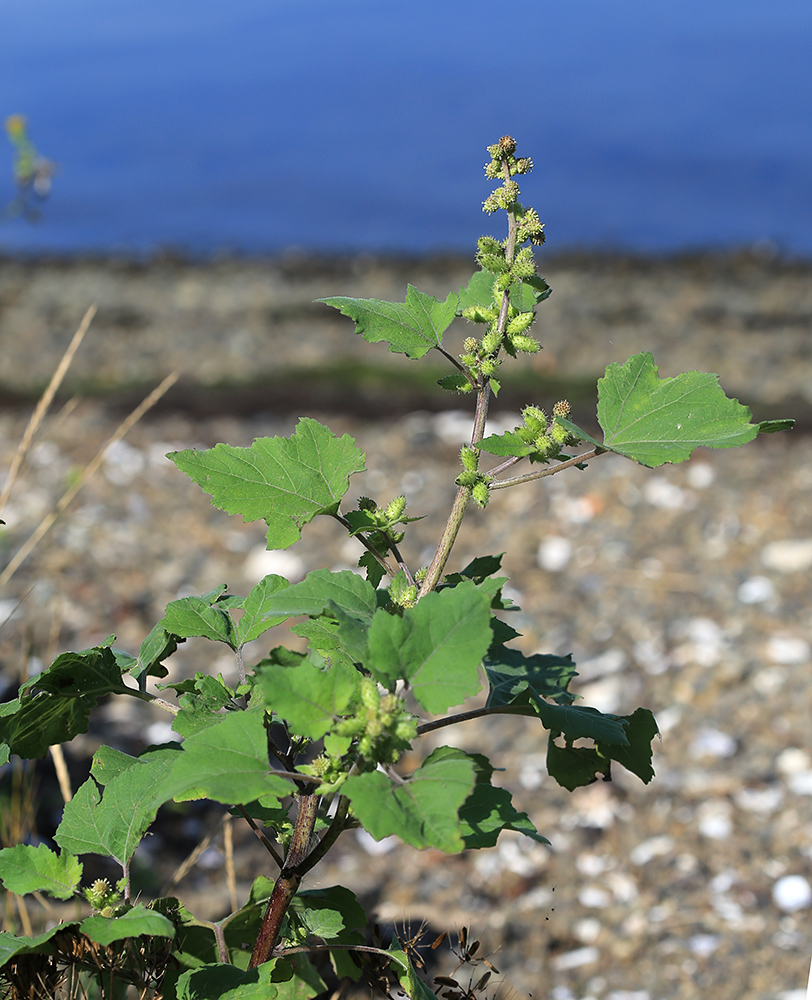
xmin=1 ymin=0 xmax=811 ymax=256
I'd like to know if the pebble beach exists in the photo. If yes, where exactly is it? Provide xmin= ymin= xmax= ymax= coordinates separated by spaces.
xmin=1 ymin=251 xmax=811 ymax=1000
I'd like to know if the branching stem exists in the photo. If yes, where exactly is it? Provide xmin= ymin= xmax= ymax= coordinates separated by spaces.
xmin=491 ymin=448 xmax=601 ymax=489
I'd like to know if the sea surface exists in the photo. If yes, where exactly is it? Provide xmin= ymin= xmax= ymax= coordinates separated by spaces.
xmin=1 ymin=0 xmax=811 ymax=257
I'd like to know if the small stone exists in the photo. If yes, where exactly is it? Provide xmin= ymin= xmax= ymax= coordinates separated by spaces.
xmin=696 ymin=799 xmax=733 ymax=839
xmin=689 ymin=728 xmax=737 ymax=760
xmin=550 ymin=945 xmax=599 ymax=971
xmin=776 ymin=748 xmax=812 ymax=774
xmin=629 ymin=835 xmax=675 ymax=866
xmin=765 ymin=635 xmax=811 ymax=665
xmin=737 ymin=575 xmax=776 ymax=604
xmin=762 ymin=539 xmax=812 ymax=572
xmin=772 ymin=874 xmax=812 ymax=912
xmin=579 ymin=885 xmax=612 ymax=908
xmin=537 ymin=536 xmax=573 ymax=572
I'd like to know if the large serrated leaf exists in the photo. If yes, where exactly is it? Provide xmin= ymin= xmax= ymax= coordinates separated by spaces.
xmin=169 ymin=418 xmax=365 ymax=550
xmin=428 ymin=747 xmax=549 ymax=848
xmin=365 ymin=582 xmax=492 ymax=713
xmin=177 ymin=962 xmax=279 ymax=1000
xmin=262 ymin=568 xmax=377 ymax=622
xmin=166 ymin=709 xmax=291 ymax=804
xmin=80 ymin=906 xmax=175 ymax=946
xmin=1 ymin=645 xmax=131 ymax=758
xmin=0 ymin=844 xmax=82 ymax=900
xmin=343 ymin=751 xmax=476 ymax=853
xmin=597 ymin=707 xmax=659 ymax=784
xmin=485 ymin=647 xmax=578 ymax=707
xmin=160 ymin=596 xmax=238 ymax=648
xmin=237 ymin=574 xmax=291 ymax=644
xmin=318 ymin=285 xmax=458 ymax=359
xmin=255 ymin=655 xmax=360 ymax=740
xmin=0 ymin=924 xmax=81 ymax=965
xmin=564 ymin=351 xmax=761 ymax=468
xmin=55 ymin=744 xmax=183 ymax=866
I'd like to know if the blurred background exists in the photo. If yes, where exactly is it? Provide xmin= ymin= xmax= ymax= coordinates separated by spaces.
xmin=2 ymin=5 xmax=812 ymax=999
xmin=1 ymin=0 xmax=811 ymax=256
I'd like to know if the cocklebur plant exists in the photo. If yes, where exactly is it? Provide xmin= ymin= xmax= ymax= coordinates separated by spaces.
xmin=0 ymin=137 xmax=793 ymax=1000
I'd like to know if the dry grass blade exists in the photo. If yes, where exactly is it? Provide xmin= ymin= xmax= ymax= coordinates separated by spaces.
xmin=0 ymin=304 xmax=97 ymax=517
xmin=0 ymin=371 xmax=179 ymax=590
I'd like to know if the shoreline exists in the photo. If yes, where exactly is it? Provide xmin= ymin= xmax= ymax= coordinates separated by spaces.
xmin=1 ymin=248 xmax=809 ymax=424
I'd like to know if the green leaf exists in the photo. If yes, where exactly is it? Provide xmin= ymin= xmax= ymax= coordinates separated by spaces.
xmin=132 ymin=624 xmax=178 ymax=684
xmin=0 ymin=844 xmax=82 ymax=900
xmin=358 ymin=550 xmax=386 ymax=588
xmin=168 ymin=674 xmax=237 ymax=737
xmin=533 ymin=701 xmax=629 ymax=746
xmin=343 ymin=749 xmax=476 ymax=853
xmin=458 ymin=270 xmax=549 ymax=313
xmin=169 ymin=418 xmax=365 ymax=550
xmin=758 ymin=418 xmax=795 ymax=434
xmin=0 ymin=645 xmax=130 ymax=758
xmin=21 ymin=645 xmax=129 ymax=703
xmin=80 ymin=906 xmax=175 ymax=946
xmin=485 ymin=647 xmax=577 ymax=708
xmin=428 ymin=747 xmax=549 ymax=848
xmin=177 ymin=962 xmax=279 ymax=1000
xmin=288 ymin=886 xmax=366 ymax=942
xmin=161 ymin=596 xmax=238 ymax=648
xmin=237 ymin=574 xmax=291 ymax=643
xmin=388 ymin=936 xmax=441 ymax=1000
xmin=597 ymin=707 xmax=659 ymax=784
xmin=291 ymin=617 xmax=341 ymax=652
xmin=365 ymin=582 xmax=492 ymax=713
xmin=166 ymin=709 xmax=291 ymax=804
xmin=55 ymin=744 xmax=183 ymax=866
xmin=318 ymin=285 xmax=458 ymax=359
xmin=477 ymin=428 xmax=536 ymax=458
xmin=546 ymin=739 xmax=610 ymax=791
xmin=263 ymin=568 xmax=377 ymax=622
xmin=255 ymin=655 xmax=360 ymax=740
xmin=438 ymin=373 xmax=472 ymax=392
xmin=566 ymin=351 xmax=761 ymax=468
xmin=0 ymin=924 xmax=81 ymax=964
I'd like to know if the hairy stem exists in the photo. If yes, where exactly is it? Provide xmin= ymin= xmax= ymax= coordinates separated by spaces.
xmin=491 ymin=448 xmax=600 ymax=489
xmin=248 ymin=793 xmax=320 ymax=968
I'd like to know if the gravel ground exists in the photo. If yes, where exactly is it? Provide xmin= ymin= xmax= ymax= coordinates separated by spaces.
xmin=1 ymin=253 xmax=811 ymax=1000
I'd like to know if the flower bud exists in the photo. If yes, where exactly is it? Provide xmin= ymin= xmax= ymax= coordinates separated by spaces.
xmin=480 ymin=357 xmax=501 ymax=377
xmin=463 ymin=336 xmax=479 ymax=353
xmin=497 ymin=181 xmax=520 ymax=208
xmin=511 ymin=248 xmax=536 ymax=278
xmin=498 ymin=135 xmax=517 ymax=156
xmin=360 ymin=676 xmax=380 ymax=710
xmin=494 ymin=272 xmax=513 ymax=293
xmin=552 ymin=399 xmax=571 ymax=418
xmin=358 ymin=496 xmax=377 ymax=512
xmin=515 ymin=157 xmax=533 ymax=174
xmin=484 ymin=160 xmax=501 ymax=179
xmin=482 ymin=194 xmax=500 ymax=214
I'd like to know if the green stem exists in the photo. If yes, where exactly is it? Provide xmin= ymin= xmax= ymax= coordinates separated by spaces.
xmin=332 ymin=512 xmax=397 ymax=578
xmin=491 ymin=448 xmax=600 ymax=489
xmin=416 ymin=703 xmax=535 ymax=736
xmin=248 ymin=793 xmax=320 ymax=968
